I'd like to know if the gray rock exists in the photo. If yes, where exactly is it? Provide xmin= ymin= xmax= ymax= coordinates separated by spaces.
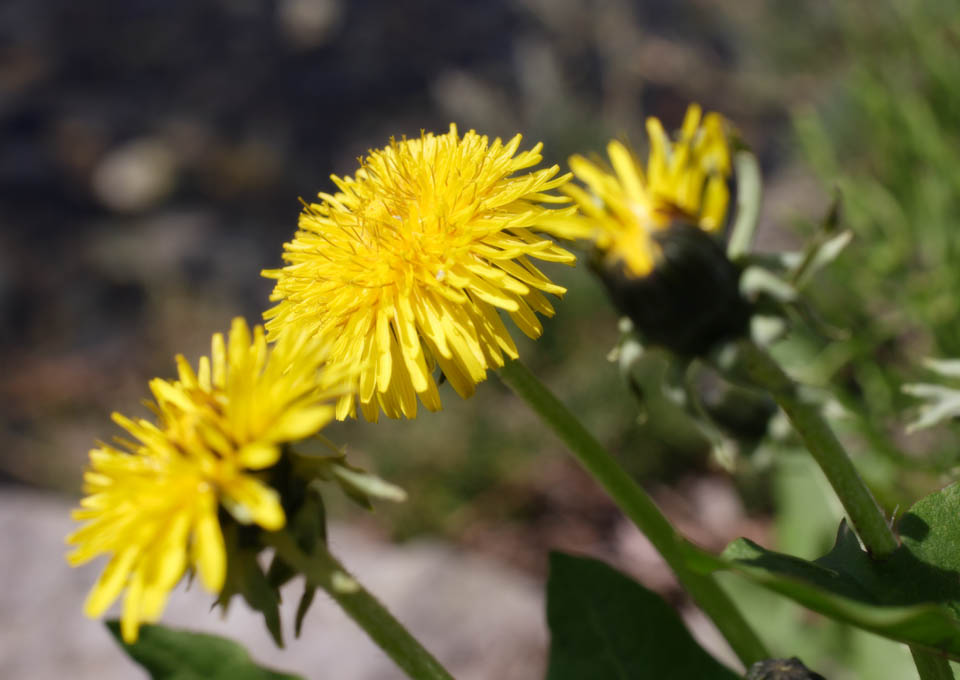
xmin=0 ymin=488 xmax=545 ymax=680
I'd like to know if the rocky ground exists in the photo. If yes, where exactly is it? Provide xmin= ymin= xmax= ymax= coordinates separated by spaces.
xmin=2 ymin=486 xmax=546 ymax=679
xmin=2 ymin=481 xmax=756 ymax=678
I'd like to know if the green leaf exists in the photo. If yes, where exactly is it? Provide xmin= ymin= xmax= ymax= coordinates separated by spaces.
xmin=792 ymin=230 xmax=853 ymax=291
xmin=267 ymin=488 xmax=327 ymax=590
xmin=899 ymin=483 xmax=960 ymax=613
xmin=294 ymin=583 xmax=317 ymax=638
xmin=545 ymin=552 xmax=740 ymax=680
xmin=236 ymin=548 xmax=285 ymax=648
xmin=697 ymin=485 xmax=960 ymax=660
xmin=331 ymin=463 xmax=408 ymax=503
xmin=105 ymin=621 xmax=303 ymax=680
xmin=217 ymin=525 xmax=284 ymax=649
xmin=715 ymin=535 xmax=960 ymax=658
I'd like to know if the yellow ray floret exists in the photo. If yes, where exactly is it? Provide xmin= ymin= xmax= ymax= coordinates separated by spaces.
xmin=263 ymin=124 xmax=581 ymax=421
xmin=66 ymin=318 xmax=349 ymax=643
xmin=563 ymin=104 xmax=732 ymax=278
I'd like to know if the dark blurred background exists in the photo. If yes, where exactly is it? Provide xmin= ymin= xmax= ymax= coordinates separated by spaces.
xmin=4 ymin=1 xmax=960 ymax=677
xmin=1 ymin=0 xmax=808 ymax=508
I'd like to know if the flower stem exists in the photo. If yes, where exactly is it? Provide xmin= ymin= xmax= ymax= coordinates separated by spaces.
xmin=723 ymin=340 xmax=953 ymax=680
xmin=910 ymin=648 xmax=955 ymax=680
xmin=266 ymin=530 xmax=454 ymax=680
xmin=498 ymin=358 xmax=769 ymax=667
xmin=723 ymin=341 xmax=898 ymax=556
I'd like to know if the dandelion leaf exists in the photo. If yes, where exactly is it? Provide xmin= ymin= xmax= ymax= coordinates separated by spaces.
xmin=545 ymin=552 xmax=740 ymax=679
xmin=106 ymin=621 xmax=303 ymax=680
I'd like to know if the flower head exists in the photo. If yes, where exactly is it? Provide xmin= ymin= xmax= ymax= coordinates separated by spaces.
xmin=564 ymin=104 xmax=732 ymax=278
xmin=563 ymin=105 xmax=749 ymax=356
xmin=67 ymin=318 xmax=346 ymax=642
xmin=263 ymin=124 xmax=579 ymax=421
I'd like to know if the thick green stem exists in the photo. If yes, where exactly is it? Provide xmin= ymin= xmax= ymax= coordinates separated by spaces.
xmin=266 ymin=531 xmax=454 ymax=680
xmin=725 ymin=341 xmax=898 ymax=556
xmin=726 ymin=341 xmax=954 ymax=680
xmin=498 ymin=359 xmax=769 ymax=667
xmin=910 ymin=648 xmax=955 ymax=680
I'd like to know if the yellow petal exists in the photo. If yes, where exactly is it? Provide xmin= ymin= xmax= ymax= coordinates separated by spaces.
xmin=211 ymin=332 xmax=227 ymax=388
xmin=83 ymin=546 xmax=139 ymax=617
xmin=262 ymin=405 xmax=334 ymax=445
xmin=193 ymin=505 xmax=226 ymax=592
xmin=223 ymin=477 xmax=285 ymax=531
xmin=607 ymin=141 xmax=645 ymax=202
xmin=120 ymin=569 xmax=146 ymax=643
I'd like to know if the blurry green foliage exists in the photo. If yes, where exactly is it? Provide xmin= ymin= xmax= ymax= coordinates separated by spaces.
xmin=787 ymin=1 xmax=960 ymax=467
xmin=723 ymin=5 xmax=960 ymax=675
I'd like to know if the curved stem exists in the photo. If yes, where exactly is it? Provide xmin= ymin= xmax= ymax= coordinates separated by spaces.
xmin=498 ymin=359 xmax=769 ymax=667
xmin=266 ymin=530 xmax=454 ymax=680
xmin=723 ymin=340 xmax=954 ymax=680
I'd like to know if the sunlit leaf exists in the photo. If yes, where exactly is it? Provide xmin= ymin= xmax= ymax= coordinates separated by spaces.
xmin=106 ymin=621 xmax=303 ymax=680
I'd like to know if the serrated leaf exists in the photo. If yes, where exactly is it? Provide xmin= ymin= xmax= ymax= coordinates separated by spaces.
xmin=106 ymin=621 xmax=303 ymax=680
xmin=545 ymin=552 xmax=739 ymax=680
xmin=714 ymin=535 xmax=960 ymax=658
xmin=696 ymin=485 xmax=960 ymax=660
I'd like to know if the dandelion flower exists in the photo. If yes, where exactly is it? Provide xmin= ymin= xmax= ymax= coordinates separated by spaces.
xmin=67 ymin=318 xmax=346 ymax=642
xmin=263 ymin=124 xmax=579 ymax=421
xmin=564 ymin=103 xmax=732 ymax=278
xmin=563 ymin=105 xmax=748 ymax=355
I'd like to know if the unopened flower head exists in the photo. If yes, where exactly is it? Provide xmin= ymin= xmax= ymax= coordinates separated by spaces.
xmin=263 ymin=124 xmax=579 ymax=421
xmin=67 ymin=318 xmax=348 ymax=643
xmin=564 ymin=104 xmax=732 ymax=278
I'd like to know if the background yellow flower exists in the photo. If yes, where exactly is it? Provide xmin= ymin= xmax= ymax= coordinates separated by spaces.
xmin=66 ymin=318 xmax=347 ymax=642
xmin=564 ymin=104 xmax=732 ymax=278
xmin=263 ymin=124 xmax=580 ymax=421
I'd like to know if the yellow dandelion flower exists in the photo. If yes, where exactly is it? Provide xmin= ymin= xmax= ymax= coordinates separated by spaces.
xmin=67 ymin=318 xmax=347 ymax=643
xmin=263 ymin=124 xmax=580 ymax=421
xmin=564 ymin=103 xmax=732 ymax=278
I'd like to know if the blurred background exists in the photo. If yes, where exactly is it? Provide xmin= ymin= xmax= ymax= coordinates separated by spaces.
xmin=3 ymin=0 xmax=960 ymax=678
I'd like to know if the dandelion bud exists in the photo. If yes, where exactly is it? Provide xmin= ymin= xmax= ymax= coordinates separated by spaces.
xmin=562 ymin=104 xmax=751 ymax=356
xmin=596 ymin=221 xmax=749 ymax=356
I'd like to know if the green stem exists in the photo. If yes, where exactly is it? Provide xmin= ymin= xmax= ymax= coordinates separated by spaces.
xmin=724 ymin=341 xmax=898 ymax=556
xmin=266 ymin=531 xmax=454 ymax=680
xmin=910 ymin=648 xmax=955 ymax=680
xmin=498 ymin=359 xmax=769 ymax=667
xmin=725 ymin=341 xmax=954 ymax=680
